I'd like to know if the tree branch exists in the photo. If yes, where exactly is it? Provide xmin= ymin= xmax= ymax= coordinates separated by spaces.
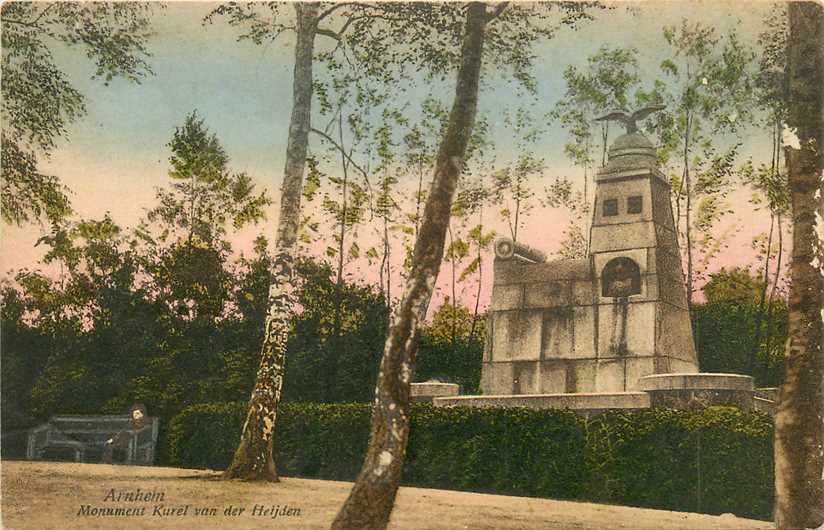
xmin=317 ymin=12 xmax=363 ymax=45
xmin=332 ymin=14 xmax=357 ymax=39
xmin=3 ymin=2 xmax=57 ymax=29
xmin=317 ymin=2 xmax=357 ymax=22
xmin=316 ymin=27 xmax=342 ymax=42
xmin=319 ymin=10 xmax=405 ymax=43
xmin=310 ymin=127 xmax=372 ymax=193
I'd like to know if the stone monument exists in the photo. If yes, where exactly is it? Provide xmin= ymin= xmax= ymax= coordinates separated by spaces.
xmin=481 ymin=105 xmax=698 ymax=395
xmin=428 ymin=106 xmax=775 ymax=415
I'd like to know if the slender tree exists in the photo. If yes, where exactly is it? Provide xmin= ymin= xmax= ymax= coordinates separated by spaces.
xmin=742 ymin=150 xmax=790 ymax=381
xmin=639 ymin=21 xmax=755 ymax=307
xmin=750 ymin=4 xmax=790 ymax=382
xmin=551 ymin=46 xmax=641 ymax=202
xmin=148 ymin=111 xmax=270 ymax=251
xmin=396 ymin=98 xmax=449 ymax=285
xmin=210 ymin=0 xmax=447 ymax=481
xmin=545 ymin=176 xmax=589 ymax=259
xmin=774 ymin=3 xmax=824 ymax=529
xmin=404 ymin=98 xmax=448 ymax=242
xmin=492 ymin=106 xmax=545 ymax=242
xmin=331 ymin=4 xmax=489 ymax=527
xmin=372 ymin=108 xmax=407 ymax=314
xmin=141 ymin=112 xmax=270 ymax=325
xmin=332 ymin=2 xmax=594 ymax=527
xmin=213 ymin=2 xmax=322 ymax=481
xmin=449 ymin=113 xmax=493 ymax=343
xmin=457 ymin=180 xmax=495 ymax=343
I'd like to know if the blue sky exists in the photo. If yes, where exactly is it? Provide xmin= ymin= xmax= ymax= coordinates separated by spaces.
xmin=2 ymin=1 xmax=779 ymax=297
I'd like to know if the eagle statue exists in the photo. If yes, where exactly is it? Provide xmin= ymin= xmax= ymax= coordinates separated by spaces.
xmin=594 ymin=104 xmax=666 ymax=134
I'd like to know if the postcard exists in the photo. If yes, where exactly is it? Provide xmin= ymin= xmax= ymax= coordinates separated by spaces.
xmin=1 ymin=1 xmax=821 ymax=529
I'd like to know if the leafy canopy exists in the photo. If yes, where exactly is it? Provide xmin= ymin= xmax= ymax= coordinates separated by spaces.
xmin=1 ymin=2 xmax=156 ymax=225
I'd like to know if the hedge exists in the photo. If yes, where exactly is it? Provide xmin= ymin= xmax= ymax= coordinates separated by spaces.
xmin=582 ymin=408 xmax=774 ymax=519
xmin=165 ymin=403 xmax=773 ymax=520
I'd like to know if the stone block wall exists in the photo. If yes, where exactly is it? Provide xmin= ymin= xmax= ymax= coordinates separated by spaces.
xmin=481 ymin=134 xmax=700 ymax=397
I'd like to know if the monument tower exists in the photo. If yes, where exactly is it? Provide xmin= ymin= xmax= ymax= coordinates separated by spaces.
xmin=587 ymin=108 xmax=699 ymax=390
xmin=480 ymin=106 xmax=699 ymax=395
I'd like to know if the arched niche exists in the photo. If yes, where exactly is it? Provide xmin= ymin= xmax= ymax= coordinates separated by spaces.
xmin=602 ymin=257 xmax=641 ymax=298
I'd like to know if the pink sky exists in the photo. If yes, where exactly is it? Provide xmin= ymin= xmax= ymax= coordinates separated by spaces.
xmin=1 ymin=1 xmax=785 ymax=315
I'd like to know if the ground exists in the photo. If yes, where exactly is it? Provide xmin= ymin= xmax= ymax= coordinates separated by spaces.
xmin=1 ymin=461 xmax=771 ymax=530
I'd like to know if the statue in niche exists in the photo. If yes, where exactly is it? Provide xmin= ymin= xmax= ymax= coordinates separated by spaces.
xmin=602 ymin=257 xmax=641 ymax=298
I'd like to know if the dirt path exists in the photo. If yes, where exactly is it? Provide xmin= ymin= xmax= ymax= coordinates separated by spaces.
xmin=1 ymin=461 xmax=771 ymax=530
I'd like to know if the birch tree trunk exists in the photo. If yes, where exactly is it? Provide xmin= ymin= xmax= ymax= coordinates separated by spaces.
xmin=774 ymin=3 xmax=824 ymax=528
xmin=223 ymin=2 xmax=318 ymax=481
xmin=330 ymin=4 xmax=487 ymax=528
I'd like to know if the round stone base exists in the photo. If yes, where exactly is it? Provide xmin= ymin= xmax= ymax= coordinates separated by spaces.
xmin=637 ymin=373 xmax=755 ymax=411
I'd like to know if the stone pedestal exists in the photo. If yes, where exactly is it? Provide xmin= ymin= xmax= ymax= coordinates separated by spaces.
xmin=411 ymin=382 xmax=460 ymax=404
xmin=434 ymin=392 xmax=650 ymax=418
xmin=637 ymin=373 xmax=755 ymax=411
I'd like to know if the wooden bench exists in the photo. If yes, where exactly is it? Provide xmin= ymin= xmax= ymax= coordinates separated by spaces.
xmin=27 ymin=415 xmax=159 ymax=465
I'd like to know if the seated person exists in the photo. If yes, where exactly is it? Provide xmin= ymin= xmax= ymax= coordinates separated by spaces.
xmin=102 ymin=403 xmax=148 ymax=464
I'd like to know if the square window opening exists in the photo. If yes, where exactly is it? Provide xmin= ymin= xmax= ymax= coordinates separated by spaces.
xmin=628 ymin=195 xmax=643 ymax=214
xmin=603 ymin=198 xmax=619 ymax=217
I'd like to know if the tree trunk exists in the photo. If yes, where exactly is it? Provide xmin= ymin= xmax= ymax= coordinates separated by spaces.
xmin=384 ymin=208 xmax=392 ymax=319
xmin=751 ymin=213 xmax=774 ymax=379
xmin=765 ymin=119 xmax=787 ymax=379
xmin=414 ymin=158 xmax=425 ymax=239
xmin=513 ymin=180 xmax=521 ymax=243
xmin=329 ymin=113 xmax=350 ymax=400
xmin=223 ymin=2 xmax=318 ymax=481
xmin=330 ymin=5 xmax=487 ymax=529
xmin=774 ymin=3 xmax=824 ymax=528
xmin=336 ymin=112 xmax=349 ymax=295
xmin=600 ymin=120 xmax=608 ymax=167
xmin=764 ymin=212 xmax=784 ymax=378
xmin=448 ymin=223 xmax=458 ymax=346
xmin=683 ymin=112 xmax=693 ymax=309
xmin=469 ymin=206 xmax=483 ymax=343
xmin=753 ymin=120 xmax=781 ymax=379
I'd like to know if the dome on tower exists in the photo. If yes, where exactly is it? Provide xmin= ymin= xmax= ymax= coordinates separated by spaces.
xmin=610 ymin=132 xmax=654 ymax=152
xmin=600 ymin=132 xmax=658 ymax=174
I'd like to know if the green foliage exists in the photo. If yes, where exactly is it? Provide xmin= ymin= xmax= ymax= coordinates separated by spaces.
xmin=551 ymin=45 xmax=641 ymax=167
xmin=634 ymin=21 xmax=757 ymax=302
xmin=755 ymin=4 xmax=787 ymax=123
xmin=741 ymin=157 xmax=790 ymax=220
xmin=2 ymin=237 xmax=482 ymax=445
xmin=406 ymin=406 xmax=587 ymax=498
xmin=584 ymin=407 xmax=773 ymax=519
xmin=692 ymin=300 xmax=786 ymax=387
xmin=416 ymin=337 xmax=483 ymax=395
xmin=282 ymin=259 xmax=389 ymax=404
xmin=167 ymin=403 xmax=774 ymax=520
xmin=0 ymin=138 xmax=71 ymax=227
xmin=164 ymin=401 xmax=246 ymax=471
xmin=320 ymin=3 xmax=597 ymax=91
xmin=0 ymin=285 xmax=52 ymax=453
xmin=702 ymin=267 xmax=764 ymax=304
xmin=1 ymin=108 xmax=272 ymax=440
xmin=147 ymin=111 xmax=271 ymax=249
xmin=1 ymin=2 xmax=156 ymax=225
xmin=492 ymin=152 xmax=543 ymax=242
xmin=692 ymin=267 xmax=787 ymax=386
xmin=649 ymin=21 xmax=756 ymax=142
xmin=545 ymin=176 xmax=590 ymax=259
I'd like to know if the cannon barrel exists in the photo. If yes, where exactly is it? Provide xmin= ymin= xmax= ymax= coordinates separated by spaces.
xmin=494 ymin=238 xmax=546 ymax=263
